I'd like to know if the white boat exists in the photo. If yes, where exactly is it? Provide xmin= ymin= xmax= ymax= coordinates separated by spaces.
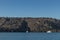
xmin=26 ymin=31 xmax=28 ymax=33
xmin=47 ymin=31 xmax=51 ymax=33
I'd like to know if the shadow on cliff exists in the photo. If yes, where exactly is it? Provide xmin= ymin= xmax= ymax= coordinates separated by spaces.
xmin=19 ymin=20 xmax=30 ymax=32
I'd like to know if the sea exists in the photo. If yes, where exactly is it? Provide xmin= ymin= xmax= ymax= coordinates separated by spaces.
xmin=0 ymin=32 xmax=60 ymax=40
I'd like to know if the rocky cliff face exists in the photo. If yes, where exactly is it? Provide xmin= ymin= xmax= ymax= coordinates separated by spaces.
xmin=0 ymin=17 xmax=60 ymax=32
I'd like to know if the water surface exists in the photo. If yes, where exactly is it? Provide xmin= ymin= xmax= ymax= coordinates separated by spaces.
xmin=0 ymin=32 xmax=60 ymax=40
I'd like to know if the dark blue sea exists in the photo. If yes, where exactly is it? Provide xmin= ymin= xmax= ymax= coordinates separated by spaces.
xmin=0 ymin=32 xmax=60 ymax=40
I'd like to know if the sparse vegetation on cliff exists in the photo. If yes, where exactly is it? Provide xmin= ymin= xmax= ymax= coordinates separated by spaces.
xmin=0 ymin=17 xmax=60 ymax=32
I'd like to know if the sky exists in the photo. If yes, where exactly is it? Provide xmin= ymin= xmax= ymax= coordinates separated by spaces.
xmin=0 ymin=0 xmax=60 ymax=19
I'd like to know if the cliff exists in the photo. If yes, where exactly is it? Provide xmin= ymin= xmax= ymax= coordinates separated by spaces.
xmin=0 ymin=17 xmax=60 ymax=32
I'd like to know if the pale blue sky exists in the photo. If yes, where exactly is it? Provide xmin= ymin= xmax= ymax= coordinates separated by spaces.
xmin=0 ymin=0 xmax=60 ymax=19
